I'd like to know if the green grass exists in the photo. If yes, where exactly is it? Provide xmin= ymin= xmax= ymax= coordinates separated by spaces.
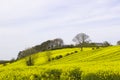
xmin=1 ymin=46 xmax=120 ymax=80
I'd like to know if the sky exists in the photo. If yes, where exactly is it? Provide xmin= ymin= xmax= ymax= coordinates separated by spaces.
xmin=0 ymin=0 xmax=120 ymax=60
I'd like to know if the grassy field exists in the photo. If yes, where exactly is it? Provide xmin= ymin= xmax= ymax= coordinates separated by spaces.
xmin=0 ymin=46 xmax=120 ymax=80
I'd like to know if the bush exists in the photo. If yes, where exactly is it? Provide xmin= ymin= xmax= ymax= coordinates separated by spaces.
xmin=83 ymin=71 xmax=120 ymax=80
xmin=55 ymin=56 xmax=59 ymax=59
xmin=68 ymin=68 xmax=82 ymax=80
xmin=48 ymin=58 xmax=51 ymax=62
xmin=41 ymin=69 xmax=62 ymax=80
xmin=30 ymin=74 xmax=41 ymax=80
xmin=96 ymin=46 xmax=100 ymax=49
xmin=74 ymin=51 xmax=78 ymax=53
xmin=55 ymin=55 xmax=63 ymax=60
xmin=71 ymin=52 xmax=74 ymax=54
xmin=83 ymin=73 xmax=100 ymax=80
xmin=3 ymin=63 xmax=7 ymax=66
xmin=26 ymin=57 xmax=34 ymax=66
xmin=92 ymin=48 xmax=95 ymax=50
xmin=46 ymin=51 xmax=52 ymax=62
xmin=59 ymin=55 xmax=63 ymax=58
xmin=51 ymin=58 xmax=55 ymax=60
xmin=65 ymin=53 xmax=70 ymax=56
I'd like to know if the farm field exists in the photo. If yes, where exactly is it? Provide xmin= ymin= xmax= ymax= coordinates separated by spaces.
xmin=0 ymin=46 xmax=120 ymax=80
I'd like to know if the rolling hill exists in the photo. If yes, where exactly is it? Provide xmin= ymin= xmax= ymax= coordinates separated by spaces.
xmin=0 ymin=46 xmax=120 ymax=80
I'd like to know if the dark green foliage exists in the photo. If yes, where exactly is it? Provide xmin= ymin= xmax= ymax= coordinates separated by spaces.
xmin=46 ymin=51 xmax=52 ymax=62
xmin=2 ymin=68 xmax=120 ymax=80
xmin=0 ymin=58 xmax=16 ymax=65
xmin=30 ymin=74 xmax=41 ymax=80
xmin=117 ymin=40 xmax=120 ymax=45
xmin=34 ymin=38 xmax=64 ymax=51
xmin=92 ymin=47 xmax=95 ymax=50
xmin=83 ymin=73 xmax=100 ymax=80
xmin=65 ymin=53 xmax=70 ymax=56
xmin=71 ymin=52 xmax=74 ymax=54
xmin=59 ymin=55 xmax=63 ymax=58
xmin=3 ymin=63 xmax=6 ymax=66
xmin=55 ymin=56 xmax=59 ymax=59
xmin=83 ymin=71 xmax=120 ymax=80
xmin=96 ymin=71 xmax=120 ymax=80
xmin=103 ymin=41 xmax=111 ymax=47
xmin=55 ymin=55 xmax=63 ymax=60
xmin=96 ymin=46 xmax=100 ymax=49
xmin=26 ymin=56 xmax=34 ymax=66
xmin=17 ymin=48 xmax=37 ymax=59
xmin=41 ymin=69 xmax=62 ymax=80
xmin=10 ymin=58 xmax=16 ymax=63
xmin=48 ymin=58 xmax=51 ymax=62
xmin=37 ymin=40 xmax=52 ymax=51
xmin=63 ymin=44 xmax=75 ymax=48
xmin=68 ymin=68 xmax=82 ymax=80
xmin=52 ymin=58 xmax=55 ymax=60
xmin=74 ymin=51 xmax=78 ymax=53
xmin=86 ymin=43 xmax=96 ymax=47
xmin=0 ymin=60 xmax=9 ymax=64
xmin=17 ymin=38 xmax=64 ymax=59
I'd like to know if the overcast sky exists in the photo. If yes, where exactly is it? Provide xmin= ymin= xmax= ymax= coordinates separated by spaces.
xmin=0 ymin=0 xmax=120 ymax=60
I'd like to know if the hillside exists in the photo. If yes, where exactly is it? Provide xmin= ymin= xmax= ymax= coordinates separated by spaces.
xmin=9 ymin=46 xmax=120 ymax=67
xmin=1 ymin=46 xmax=120 ymax=80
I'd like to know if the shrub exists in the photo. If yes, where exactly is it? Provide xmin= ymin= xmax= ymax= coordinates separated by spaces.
xmin=74 ymin=51 xmax=78 ymax=53
xmin=96 ymin=46 xmax=100 ymax=49
xmin=68 ymin=68 xmax=82 ymax=80
xmin=59 ymin=55 xmax=63 ymax=58
xmin=48 ymin=58 xmax=51 ymax=62
xmin=30 ymin=74 xmax=41 ymax=80
xmin=83 ymin=71 xmax=120 ymax=80
xmin=71 ymin=52 xmax=74 ymax=54
xmin=46 ymin=51 xmax=52 ymax=62
xmin=55 ymin=55 xmax=63 ymax=60
xmin=65 ymin=53 xmax=70 ymax=56
xmin=3 ymin=63 xmax=7 ymax=66
xmin=83 ymin=73 xmax=100 ymax=80
xmin=26 ymin=57 xmax=34 ymax=66
xmin=41 ymin=69 xmax=62 ymax=80
xmin=92 ymin=48 xmax=95 ymax=50
xmin=51 ymin=58 xmax=55 ymax=60
xmin=55 ymin=56 xmax=59 ymax=59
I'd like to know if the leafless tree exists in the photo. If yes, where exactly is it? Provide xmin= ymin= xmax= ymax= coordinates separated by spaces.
xmin=73 ymin=33 xmax=90 ymax=51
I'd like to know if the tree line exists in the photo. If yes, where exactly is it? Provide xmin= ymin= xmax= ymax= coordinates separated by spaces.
xmin=17 ymin=38 xmax=64 ymax=59
xmin=17 ymin=33 xmax=119 ymax=60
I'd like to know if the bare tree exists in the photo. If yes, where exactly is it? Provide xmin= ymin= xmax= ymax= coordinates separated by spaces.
xmin=73 ymin=33 xmax=90 ymax=51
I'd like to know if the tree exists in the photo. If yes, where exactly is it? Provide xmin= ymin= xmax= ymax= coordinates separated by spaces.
xmin=117 ymin=40 xmax=120 ymax=45
xmin=17 ymin=48 xmax=37 ymax=59
xmin=17 ymin=38 xmax=64 ymax=59
xmin=53 ymin=38 xmax=64 ymax=48
xmin=10 ymin=58 xmax=16 ymax=63
xmin=46 ymin=51 xmax=52 ymax=62
xmin=103 ymin=41 xmax=111 ymax=47
xmin=73 ymin=33 xmax=90 ymax=51
xmin=26 ymin=56 xmax=34 ymax=66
